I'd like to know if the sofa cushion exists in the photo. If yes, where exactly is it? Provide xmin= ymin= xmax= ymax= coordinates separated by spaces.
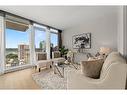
xmin=81 ymin=59 xmax=104 ymax=79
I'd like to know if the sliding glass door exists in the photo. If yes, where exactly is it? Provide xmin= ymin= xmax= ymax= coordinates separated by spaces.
xmin=5 ymin=20 xmax=30 ymax=69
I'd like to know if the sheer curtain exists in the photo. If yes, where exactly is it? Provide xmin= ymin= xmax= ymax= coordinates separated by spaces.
xmin=29 ymin=24 xmax=36 ymax=65
xmin=46 ymin=27 xmax=51 ymax=59
xmin=0 ymin=15 xmax=5 ymax=74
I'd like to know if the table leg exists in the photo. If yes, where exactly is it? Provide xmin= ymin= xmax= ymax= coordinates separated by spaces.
xmin=54 ymin=66 xmax=57 ymax=74
xmin=63 ymin=67 xmax=64 ymax=77
xmin=71 ymin=63 xmax=78 ymax=69
xmin=55 ymin=66 xmax=64 ymax=78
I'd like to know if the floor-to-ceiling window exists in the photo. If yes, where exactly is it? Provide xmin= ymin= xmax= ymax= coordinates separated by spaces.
xmin=34 ymin=26 xmax=46 ymax=53
xmin=0 ymin=11 xmax=60 ymax=72
xmin=50 ymin=29 xmax=58 ymax=58
xmin=50 ymin=29 xmax=58 ymax=51
xmin=5 ymin=17 xmax=30 ymax=69
xmin=34 ymin=24 xmax=59 ymax=59
xmin=34 ymin=24 xmax=47 ymax=60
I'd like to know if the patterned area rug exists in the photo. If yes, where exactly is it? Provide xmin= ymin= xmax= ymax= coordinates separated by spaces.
xmin=32 ymin=65 xmax=79 ymax=89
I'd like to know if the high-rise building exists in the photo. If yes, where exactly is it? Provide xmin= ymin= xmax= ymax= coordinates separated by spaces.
xmin=18 ymin=44 xmax=29 ymax=64
xmin=39 ymin=41 xmax=46 ymax=52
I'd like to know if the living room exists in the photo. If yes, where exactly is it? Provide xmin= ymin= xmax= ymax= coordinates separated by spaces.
xmin=0 ymin=6 xmax=126 ymax=91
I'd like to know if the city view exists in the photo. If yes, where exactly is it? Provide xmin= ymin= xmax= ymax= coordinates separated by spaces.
xmin=6 ymin=28 xmax=58 ymax=68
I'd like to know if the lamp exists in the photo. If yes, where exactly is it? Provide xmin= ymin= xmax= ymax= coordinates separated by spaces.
xmin=99 ymin=47 xmax=111 ymax=55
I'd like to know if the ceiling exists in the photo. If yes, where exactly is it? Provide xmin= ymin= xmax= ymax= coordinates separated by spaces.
xmin=0 ymin=6 xmax=118 ymax=30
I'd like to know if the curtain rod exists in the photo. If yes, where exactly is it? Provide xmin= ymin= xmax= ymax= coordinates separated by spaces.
xmin=0 ymin=10 xmax=62 ymax=31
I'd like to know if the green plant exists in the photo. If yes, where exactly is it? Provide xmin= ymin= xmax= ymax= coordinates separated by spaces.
xmin=59 ymin=46 xmax=68 ymax=56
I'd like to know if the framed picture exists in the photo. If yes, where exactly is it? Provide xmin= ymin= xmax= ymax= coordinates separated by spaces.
xmin=72 ymin=33 xmax=91 ymax=49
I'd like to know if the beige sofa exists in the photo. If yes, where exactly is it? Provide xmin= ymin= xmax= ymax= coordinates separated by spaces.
xmin=67 ymin=52 xmax=127 ymax=89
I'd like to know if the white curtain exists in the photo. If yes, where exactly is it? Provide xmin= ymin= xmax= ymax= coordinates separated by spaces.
xmin=46 ymin=27 xmax=51 ymax=59
xmin=29 ymin=24 xmax=36 ymax=65
xmin=0 ymin=16 xmax=5 ymax=74
xmin=118 ymin=6 xmax=127 ymax=59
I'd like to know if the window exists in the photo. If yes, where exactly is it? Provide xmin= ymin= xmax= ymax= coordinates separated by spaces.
xmin=0 ymin=11 xmax=61 ymax=73
xmin=50 ymin=29 xmax=58 ymax=51
xmin=34 ymin=28 xmax=46 ymax=53
xmin=5 ymin=18 xmax=30 ymax=69
xmin=34 ymin=24 xmax=47 ymax=61
xmin=50 ymin=29 xmax=59 ymax=58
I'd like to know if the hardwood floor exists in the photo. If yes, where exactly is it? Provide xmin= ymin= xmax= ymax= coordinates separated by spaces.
xmin=0 ymin=68 xmax=40 ymax=89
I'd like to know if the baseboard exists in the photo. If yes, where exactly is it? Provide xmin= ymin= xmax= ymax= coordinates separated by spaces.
xmin=5 ymin=64 xmax=34 ymax=73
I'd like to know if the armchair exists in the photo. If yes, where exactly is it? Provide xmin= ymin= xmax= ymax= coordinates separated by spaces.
xmin=52 ymin=51 xmax=66 ymax=65
xmin=36 ymin=52 xmax=52 ymax=72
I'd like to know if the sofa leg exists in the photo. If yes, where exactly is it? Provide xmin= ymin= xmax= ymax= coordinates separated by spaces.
xmin=39 ymin=68 xmax=41 ymax=72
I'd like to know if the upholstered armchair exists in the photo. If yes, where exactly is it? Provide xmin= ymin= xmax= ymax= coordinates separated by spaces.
xmin=36 ymin=52 xmax=47 ymax=61
xmin=52 ymin=51 xmax=61 ymax=58
xmin=67 ymin=52 xmax=127 ymax=89
xmin=36 ymin=52 xmax=52 ymax=72
xmin=52 ymin=51 xmax=66 ymax=64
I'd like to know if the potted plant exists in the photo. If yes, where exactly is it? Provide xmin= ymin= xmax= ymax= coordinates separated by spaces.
xmin=59 ymin=46 xmax=68 ymax=59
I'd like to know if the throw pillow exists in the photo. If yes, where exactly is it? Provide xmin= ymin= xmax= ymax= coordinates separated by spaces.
xmin=81 ymin=59 xmax=104 ymax=79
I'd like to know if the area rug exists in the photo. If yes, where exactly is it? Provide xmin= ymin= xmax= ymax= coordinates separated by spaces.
xmin=32 ymin=65 xmax=78 ymax=89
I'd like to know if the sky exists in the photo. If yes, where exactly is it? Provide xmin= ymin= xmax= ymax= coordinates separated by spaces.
xmin=35 ymin=29 xmax=58 ymax=48
xmin=6 ymin=28 xmax=58 ymax=48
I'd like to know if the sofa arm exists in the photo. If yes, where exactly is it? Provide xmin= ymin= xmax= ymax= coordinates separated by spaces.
xmin=97 ymin=63 xmax=127 ymax=89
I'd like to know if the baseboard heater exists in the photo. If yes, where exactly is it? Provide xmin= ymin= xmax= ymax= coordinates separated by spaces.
xmin=5 ymin=64 xmax=34 ymax=73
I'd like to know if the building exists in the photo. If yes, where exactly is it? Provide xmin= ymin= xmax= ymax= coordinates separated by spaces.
xmin=18 ymin=44 xmax=30 ymax=64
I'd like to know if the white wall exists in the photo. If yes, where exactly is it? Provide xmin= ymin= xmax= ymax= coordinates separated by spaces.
xmin=62 ymin=10 xmax=118 ymax=63
xmin=117 ymin=6 xmax=124 ymax=56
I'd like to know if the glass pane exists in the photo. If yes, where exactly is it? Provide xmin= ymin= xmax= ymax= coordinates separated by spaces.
xmin=35 ymin=28 xmax=46 ymax=53
xmin=51 ymin=32 xmax=58 ymax=51
xmin=5 ymin=25 xmax=30 ymax=69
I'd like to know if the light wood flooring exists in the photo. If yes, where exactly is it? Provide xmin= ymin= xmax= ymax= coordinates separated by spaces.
xmin=0 ymin=68 xmax=40 ymax=89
